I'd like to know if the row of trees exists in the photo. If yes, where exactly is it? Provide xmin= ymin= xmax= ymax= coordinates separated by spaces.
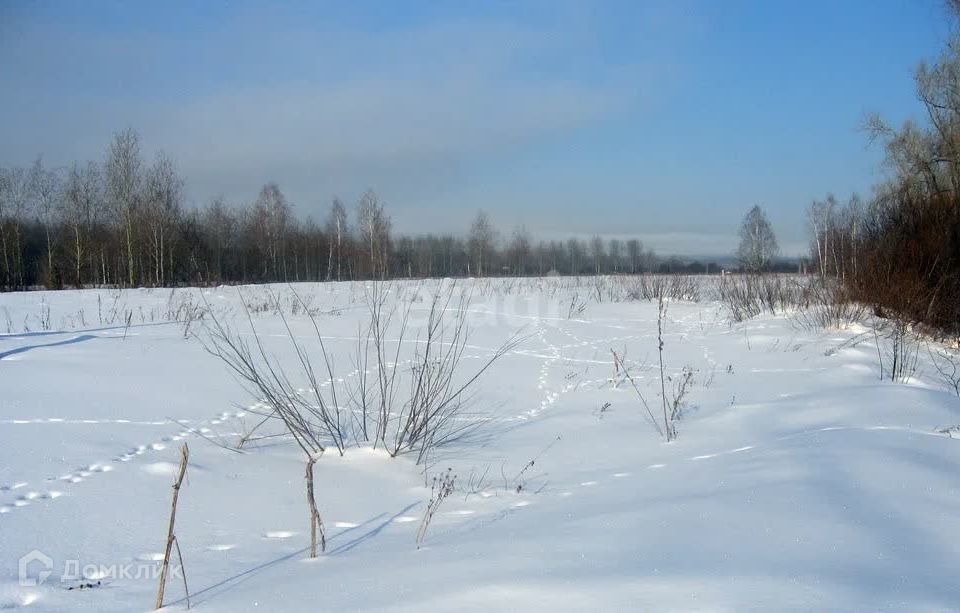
xmin=0 ymin=132 xmax=670 ymax=290
xmin=807 ymin=2 xmax=960 ymax=335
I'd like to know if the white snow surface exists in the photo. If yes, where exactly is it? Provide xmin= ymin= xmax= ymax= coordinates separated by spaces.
xmin=1 ymin=278 xmax=959 ymax=611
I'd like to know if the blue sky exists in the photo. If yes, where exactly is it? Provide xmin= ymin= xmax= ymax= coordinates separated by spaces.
xmin=0 ymin=0 xmax=950 ymax=255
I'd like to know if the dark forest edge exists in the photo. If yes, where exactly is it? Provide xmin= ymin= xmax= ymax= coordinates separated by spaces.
xmin=0 ymin=134 xmax=798 ymax=294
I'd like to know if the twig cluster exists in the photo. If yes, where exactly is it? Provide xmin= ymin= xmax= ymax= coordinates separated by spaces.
xmin=416 ymin=468 xmax=456 ymax=549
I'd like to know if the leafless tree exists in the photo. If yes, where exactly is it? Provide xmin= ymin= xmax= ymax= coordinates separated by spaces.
xmin=468 ymin=210 xmax=495 ymax=277
xmin=252 ymin=183 xmax=291 ymax=280
xmin=608 ymin=238 xmax=623 ymax=273
xmin=808 ymin=195 xmax=835 ymax=278
xmin=201 ymin=196 xmax=236 ymax=283
xmin=144 ymin=153 xmax=183 ymax=286
xmin=105 ymin=127 xmax=144 ymax=287
xmin=357 ymin=190 xmax=391 ymax=279
xmin=0 ymin=166 xmax=31 ymax=287
xmin=62 ymin=161 xmax=103 ymax=287
xmin=736 ymin=205 xmax=779 ymax=273
xmin=626 ymin=238 xmax=642 ymax=274
xmin=566 ymin=237 xmax=583 ymax=275
xmin=589 ymin=235 xmax=604 ymax=275
xmin=28 ymin=157 xmax=62 ymax=287
xmin=509 ymin=225 xmax=532 ymax=275
xmin=325 ymin=197 xmax=348 ymax=281
xmin=0 ymin=170 xmax=7 ymax=287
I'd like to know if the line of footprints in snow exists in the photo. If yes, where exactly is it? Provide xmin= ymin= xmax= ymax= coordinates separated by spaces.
xmin=0 ymin=351 xmax=436 ymax=517
xmin=0 ymin=357 xmax=425 ymax=517
xmin=0 ymin=410 xmax=247 ymax=515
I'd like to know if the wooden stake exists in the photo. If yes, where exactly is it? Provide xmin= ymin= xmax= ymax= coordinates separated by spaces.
xmin=173 ymin=536 xmax=191 ymax=610
xmin=306 ymin=455 xmax=326 ymax=557
xmin=156 ymin=443 xmax=189 ymax=610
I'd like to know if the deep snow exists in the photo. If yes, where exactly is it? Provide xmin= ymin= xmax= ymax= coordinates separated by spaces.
xmin=1 ymin=278 xmax=959 ymax=611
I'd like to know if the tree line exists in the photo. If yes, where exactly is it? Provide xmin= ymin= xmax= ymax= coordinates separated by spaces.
xmin=806 ymin=2 xmax=960 ymax=336
xmin=0 ymin=137 xmax=668 ymax=291
xmin=1 ymin=129 xmax=721 ymax=291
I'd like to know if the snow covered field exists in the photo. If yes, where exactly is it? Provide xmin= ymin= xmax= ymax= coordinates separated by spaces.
xmin=1 ymin=277 xmax=959 ymax=611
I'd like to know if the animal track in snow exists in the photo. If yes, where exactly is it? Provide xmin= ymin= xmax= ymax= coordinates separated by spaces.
xmin=1 ymin=417 xmax=171 ymax=426
xmin=1 ymin=407 xmax=249 ymax=514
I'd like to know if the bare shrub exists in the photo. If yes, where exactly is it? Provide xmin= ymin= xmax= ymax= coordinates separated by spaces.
xmin=624 ymin=274 xmax=704 ymax=303
xmin=566 ymin=293 xmax=587 ymax=319
xmin=874 ymin=316 xmax=923 ymax=382
xmin=716 ymin=274 xmax=812 ymax=322
xmin=667 ymin=366 xmax=695 ymax=423
xmin=202 ymin=288 xmax=346 ymax=456
xmin=611 ymin=349 xmax=663 ymax=439
xmin=361 ymin=282 xmax=521 ymax=464
xmin=928 ymin=344 xmax=960 ymax=397
xmin=609 ymin=295 xmax=683 ymax=442
xmin=505 ymin=434 xmax=562 ymax=494
xmin=655 ymin=295 xmax=676 ymax=441
xmin=204 ymin=281 xmax=519 ymax=463
xmin=715 ymin=275 xmax=763 ymax=322
xmin=792 ymin=278 xmax=866 ymax=330
xmin=416 ymin=468 xmax=456 ymax=548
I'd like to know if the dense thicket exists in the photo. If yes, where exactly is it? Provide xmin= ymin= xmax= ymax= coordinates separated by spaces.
xmin=809 ymin=4 xmax=960 ymax=336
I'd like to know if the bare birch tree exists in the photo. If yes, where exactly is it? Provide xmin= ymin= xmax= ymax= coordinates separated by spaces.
xmin=144 ymin=153 xmax=183 ymax=285
xmin=105 ymin=128 xmax=143 ymax=287
xmin=325 ymin=197 xmax=348 ymax=281
xmin=62 ymin=161 xmax=103 ymax=287
xmin=736 ymin=205 xmax=779 ymax=273
xmin=468 ymin=211 xmax=495 ymax=277
xmin=357 ymin=190 xmax=390 ymax=279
